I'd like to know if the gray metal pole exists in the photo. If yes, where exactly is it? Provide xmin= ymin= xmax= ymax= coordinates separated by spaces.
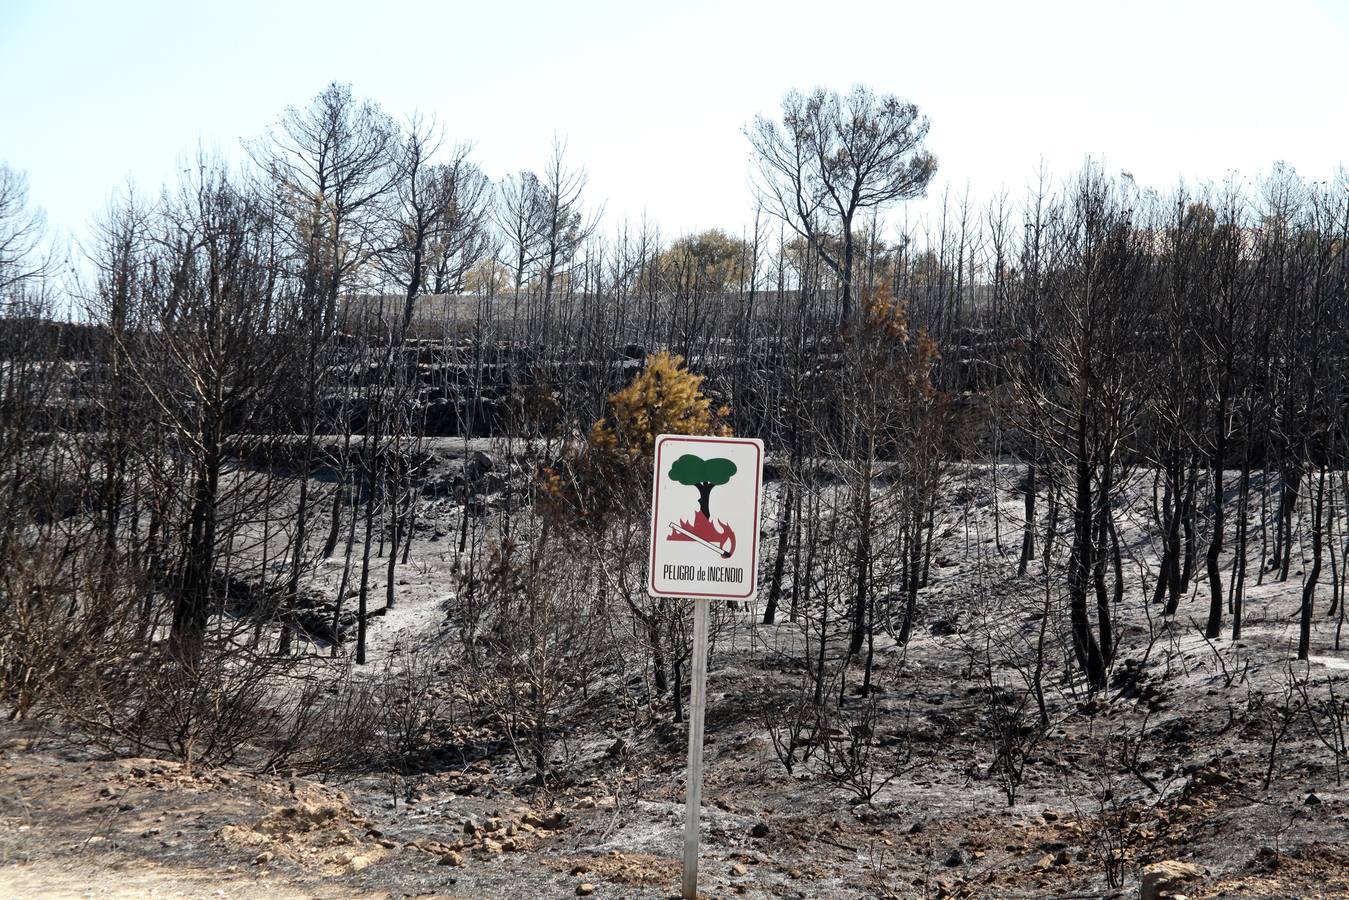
xmin=681 ymin=597 xmax=710 ymax=899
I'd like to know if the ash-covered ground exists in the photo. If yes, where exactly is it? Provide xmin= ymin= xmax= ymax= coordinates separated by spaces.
xmin=3 ymin=457 xmax=1348 ymax=899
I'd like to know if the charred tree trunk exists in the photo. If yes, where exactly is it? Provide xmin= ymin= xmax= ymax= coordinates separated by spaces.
xmin=1068 ymin=414 xmax=1106 ymax=690
xmin=1018 ymin=460 xmax=1036 ymax=577
xmin=1299 ymin=465 xmax=1327 ymax=660
xmin=1205 ymin=383 xmax=1231 ymax=637
xmin=763 ymin=484 xmax=793 ymax=625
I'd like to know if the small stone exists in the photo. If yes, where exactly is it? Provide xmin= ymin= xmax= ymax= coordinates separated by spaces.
xmin=1305 ymin=792 xmax=1322 ymax=806
xmin=730 ymin=862 xmax=748 ymax=876
xmin=438 ymin=851 xmax=463 ymax=867
xmin=576 ymin=884 xmax=594 ymax=896
xmin=750 ymin=821 xmax=770 ymax=838
xmin=482 ymin=838 xmax=503 ymax=853
xmin=345 ymin=855 xmax=373 ymax=872
xmin=1141 ymin=860 xmax=1206 ymax=900
xmin=1194 ymin=768 xmax=1229 ymax=787
xmin=1032 ymin=854 xmax=1055 ymax=871
xmin=945 ymin=849 xmax=964 ymax=867
xmin=1040 ymin=810 xmax=1059 ymax=822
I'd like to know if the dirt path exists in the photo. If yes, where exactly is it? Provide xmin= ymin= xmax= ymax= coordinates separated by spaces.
xmin=0 ymin=857 xmax=373 ymax=899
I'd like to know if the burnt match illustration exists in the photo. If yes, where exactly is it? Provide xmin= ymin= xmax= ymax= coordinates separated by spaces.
xmin=668 ymin=521 xmax=733 ymax=558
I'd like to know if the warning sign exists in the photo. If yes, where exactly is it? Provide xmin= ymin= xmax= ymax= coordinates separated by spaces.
xmin=647 ymin=434 xmax=764 ymax=600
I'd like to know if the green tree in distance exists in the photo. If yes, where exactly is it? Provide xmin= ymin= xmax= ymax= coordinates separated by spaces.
xmin=644 ymin=229 xmax=750 ymax=293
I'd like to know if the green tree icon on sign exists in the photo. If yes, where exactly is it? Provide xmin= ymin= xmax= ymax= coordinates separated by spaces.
xmin=667 ymin=454 xmax=738 ymax=558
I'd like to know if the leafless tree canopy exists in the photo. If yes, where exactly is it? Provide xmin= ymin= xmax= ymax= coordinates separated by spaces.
xmin=0 ymin=165 xmax=49 ymax=298
xmin=748 ymin=86 xmax=936 ymax=321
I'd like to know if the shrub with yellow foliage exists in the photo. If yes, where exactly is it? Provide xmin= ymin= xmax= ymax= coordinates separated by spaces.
xmin=540 ymin=351 xmax=731 ymax=530
xmin=591 ymin=351 xmax=731 ymax=458
xmin=860 ymin=282 xmax=941 ymax=400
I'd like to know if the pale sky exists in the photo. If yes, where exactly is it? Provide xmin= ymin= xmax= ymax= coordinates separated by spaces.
xmin=3 ymin=0 xmax=1347 ymax=259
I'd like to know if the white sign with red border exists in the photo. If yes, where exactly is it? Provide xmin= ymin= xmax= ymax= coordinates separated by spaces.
xmin=647 ymin=434 xmax=764 ymax=600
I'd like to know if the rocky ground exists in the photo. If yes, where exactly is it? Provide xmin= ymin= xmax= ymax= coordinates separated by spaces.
xmin=3 ymin=458 xmax=1349 ymax=899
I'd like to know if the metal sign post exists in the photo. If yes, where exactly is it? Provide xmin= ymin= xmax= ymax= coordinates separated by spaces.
xmin=647 ymin=434 xmax=764 ymax=900
xmin=681 ymin=597 xmax=710 ymax=899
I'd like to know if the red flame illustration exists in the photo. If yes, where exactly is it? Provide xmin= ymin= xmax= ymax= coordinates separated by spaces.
xmin=668 ymin=512 xmax=736 ymax=557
